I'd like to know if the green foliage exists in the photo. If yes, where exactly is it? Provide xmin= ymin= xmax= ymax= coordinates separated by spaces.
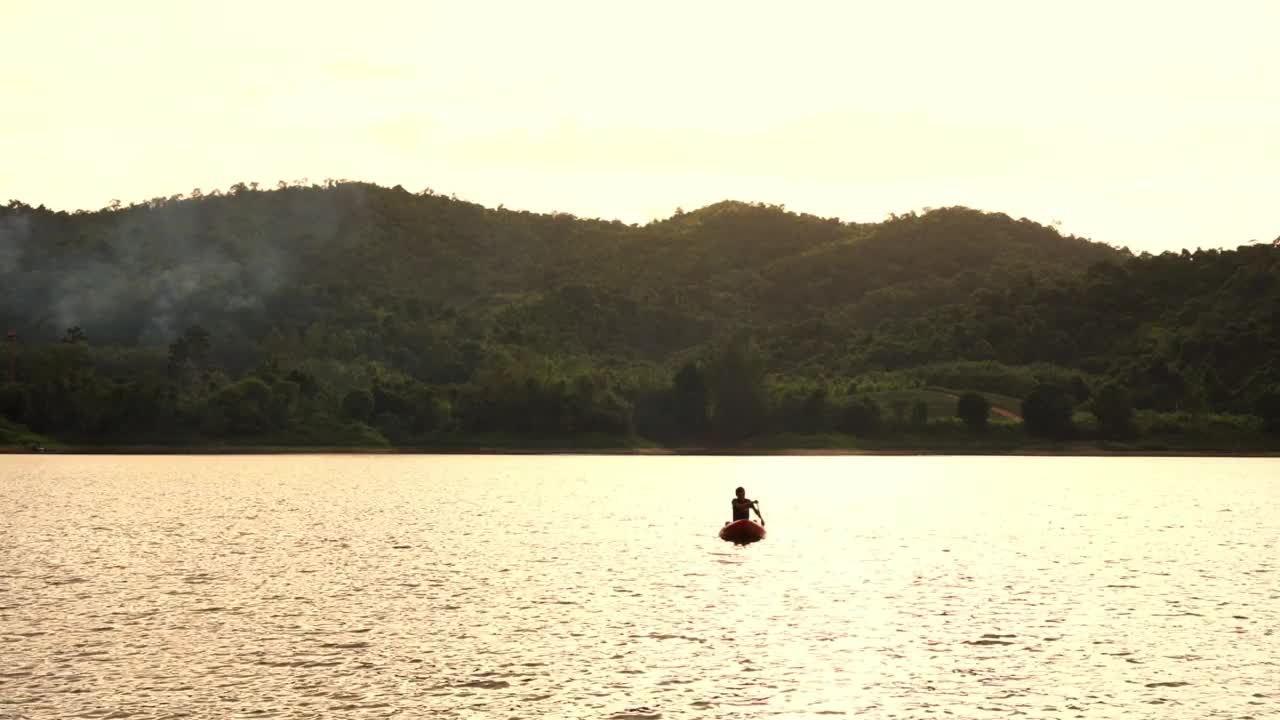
xmin=338 ymin=422 xmax=390 ymax=447
xmin=62 ymin=326 xmax=87 ymax=344
xmin=341 ymin=389 xmax=374 ymax=422
xmin=0 ymin=416 xmax=52 ymax=447
xmin=673 ymin=361 xmax=709 ymax=428
xmin=453 ymin=356 xmax=635 ymax=438
xmin=707 ymin=336 xmax=769 ymax=442
xmin=1257 ymin=390 xmax=1280 ymax=434
xmin=864 ymin=388 xmax=954 ymax=423
xmin=206 ymin=377 xmax=276 ymax=436
xmin=168 ymin=326 xmax=212 ymax=382
xmin=910 ymin=400 xmax=929 ymax=428
xmin=1132 ymin=410 xmax=1263 ymax=443
xmin=1069 ymin=376 xmax=1091 ymax=404
xmin=1022 ymin=384 xmax=1076 ymax=439
xmin=1093 ymin=383 xmax=1136 ymax=439
xmin=956 ymin=392 xmax=991 ymax=431
xmin=1071 ymin=410 xmax=1099 ymax=436
xmin=838 ymin=396 xmax=882 ymax=435
xmin=913 ymin=362 xmax=1084 ymax=400
xmin=768 ymin=382 xmax=833 ymax=435
xmin=271 ymin=380 xmax=300 ymax=428
xmin=0 ymin=383 xmax=26 ymax=421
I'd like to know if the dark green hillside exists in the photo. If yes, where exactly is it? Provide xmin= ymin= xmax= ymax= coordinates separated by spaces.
xmin=760 ymin=207 xmax=1119 ymax=319
xmin=1 ymin=181 xmax=1277 ymax=452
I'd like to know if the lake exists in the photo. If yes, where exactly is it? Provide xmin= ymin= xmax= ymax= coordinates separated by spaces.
xmin=1 ymin=455 xmax=1277 ymax=719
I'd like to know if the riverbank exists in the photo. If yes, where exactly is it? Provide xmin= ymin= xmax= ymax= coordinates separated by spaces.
xmin=5 ymin=430 xmax=1274 ymax=453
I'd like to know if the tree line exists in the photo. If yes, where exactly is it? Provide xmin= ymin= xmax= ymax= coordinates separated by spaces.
xmin=3 ymin=326 xmax=1276 ymax=448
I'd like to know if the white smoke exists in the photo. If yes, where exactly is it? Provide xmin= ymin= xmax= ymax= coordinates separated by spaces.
xmin=0 ymin=184 xmax=368 ymax=345
xmin=0 ymin=214 xmax=28 ymax=275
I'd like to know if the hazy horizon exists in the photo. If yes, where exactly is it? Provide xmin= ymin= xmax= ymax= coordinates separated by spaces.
xmin=4 ymin=0 xmax=1277 ymax=253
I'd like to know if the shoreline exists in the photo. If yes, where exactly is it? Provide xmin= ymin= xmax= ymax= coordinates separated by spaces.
xmin=3 ymin=444 xmax=1278 ymax=458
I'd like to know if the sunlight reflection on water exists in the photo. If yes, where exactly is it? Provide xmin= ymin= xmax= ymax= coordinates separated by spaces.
xmin=1 ymin=454 xmax=1277 ymax=719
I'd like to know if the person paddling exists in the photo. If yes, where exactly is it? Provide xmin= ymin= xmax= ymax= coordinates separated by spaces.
xmin=731 ymin=486 xmax=764 ymax=525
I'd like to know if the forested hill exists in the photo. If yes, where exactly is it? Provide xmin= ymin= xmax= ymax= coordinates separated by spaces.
xmin=1 ymin=182 xmax=1118 ymax=355
xmin=2 ymin=181 xmax=1278 ymax=448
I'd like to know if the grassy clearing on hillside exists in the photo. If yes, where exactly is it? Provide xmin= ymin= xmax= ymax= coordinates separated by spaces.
xmin=975 ymin=391 xmax=1024 ymax=417
xmin=0 ymin=418 xmax=54 ymax=449
xmin=869 ymin=388 xmax=1023 ymax=424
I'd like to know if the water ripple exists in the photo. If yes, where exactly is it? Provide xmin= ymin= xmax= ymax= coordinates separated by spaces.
xmin=1 ymin=454 xmax=1277 ymax=719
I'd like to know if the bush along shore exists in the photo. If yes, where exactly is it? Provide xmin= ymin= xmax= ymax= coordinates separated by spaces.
xmin=5 ymin=381 xmax=1276 ymax=456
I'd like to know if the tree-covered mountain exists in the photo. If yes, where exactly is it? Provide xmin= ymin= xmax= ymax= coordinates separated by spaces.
xmin=2 ymin=181 xmax=1277 ymax=449
xmin=0 ymin=183 xmax=1120 ymax=360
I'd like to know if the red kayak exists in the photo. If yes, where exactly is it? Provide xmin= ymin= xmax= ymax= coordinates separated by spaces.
xmin=720 ymin=519 xmax=766 ymax=545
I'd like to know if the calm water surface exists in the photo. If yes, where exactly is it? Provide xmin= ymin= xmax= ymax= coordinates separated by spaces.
xmin=1 ymin=455 xmax=1277 ymax=719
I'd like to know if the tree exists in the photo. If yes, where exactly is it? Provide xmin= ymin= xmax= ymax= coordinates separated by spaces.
xmin=956 ymin=392 xmax=990 ymax=431
xmin=0 ymin=382 xmax=26 ymax=421
xmin=286 ymin=369 xmax=320 ymax=398
xmin=61 ymin=326 xmax=87 ymax=344
xmin=207 ymin=377 xmax=275 ymax=435
xmin=168 ymin=326 xmax=212 ymax=384
xmin=910 ymin=400 xmax=929 ymax=428
xmin=800 ymin=387 xmax=830 ymax=433
xmin=342 ymin=389 xmax=374 ymax=422
xmin=839 ymin=396 xmax=881 ymax=434
xmin=707 ymin=336 xmax=768 ymax=442
xmin=890 ymin=397 xmax=909 ymax=426
xmin=1257 ymin=390 xmax=1280 ymax=434
xmin=1022 ymin=384 xmax=1075 ymax=438
xmin=1093 ymin=384 xmax=1135 ymax=439
xmin=671 ymin=361 xmax=709 ymax=437
xmin=409 ymin=386 xmax=448 ymax=433
xmin=270 ymin=380 xmax=300 ymax=429
xmin=1069 ymin=376 xmax=1091 ymax=403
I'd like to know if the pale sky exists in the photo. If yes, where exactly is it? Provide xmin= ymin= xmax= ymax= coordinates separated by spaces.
xmin=3 ymin=0 xmax=1278 ymax=252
